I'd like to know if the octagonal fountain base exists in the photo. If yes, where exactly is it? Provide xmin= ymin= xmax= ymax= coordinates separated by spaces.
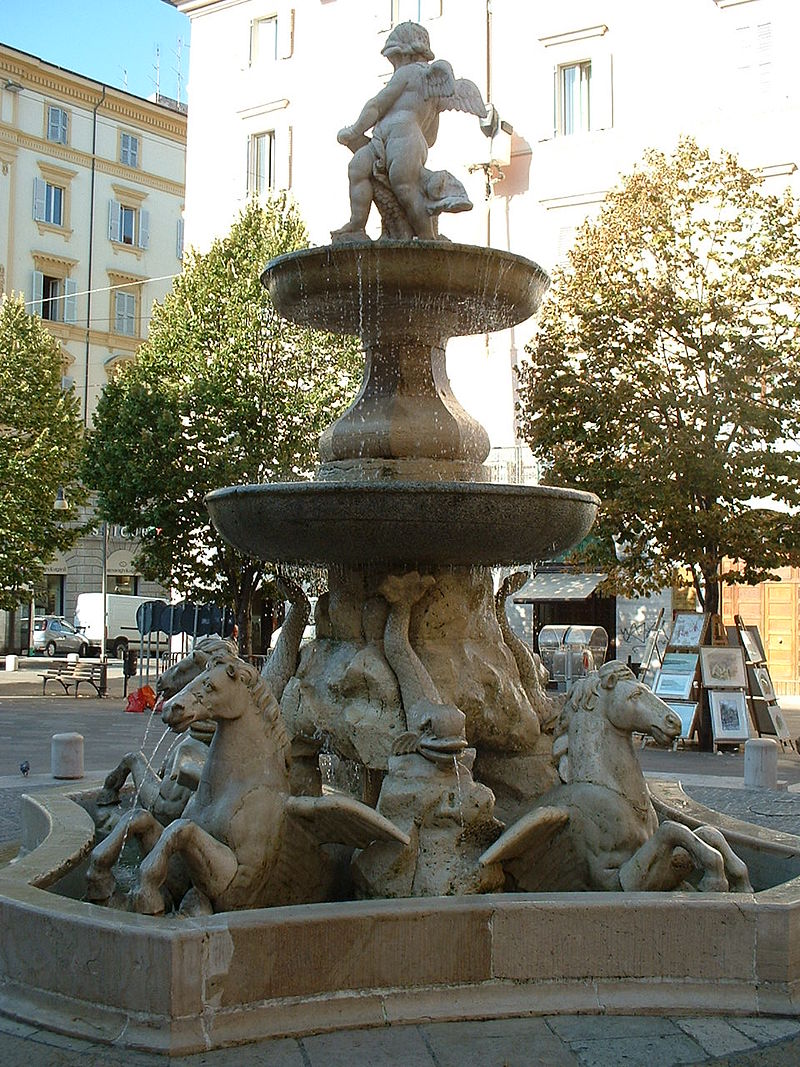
xmin=1 ymin=783 xmax=799 ymax=1056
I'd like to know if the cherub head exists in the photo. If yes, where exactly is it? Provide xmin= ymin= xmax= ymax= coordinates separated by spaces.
xmin=381 ymin=21 xmax=434 ymax=64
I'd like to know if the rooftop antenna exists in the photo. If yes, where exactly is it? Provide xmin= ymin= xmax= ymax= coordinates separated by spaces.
xmin=153 ymin=45 xmax=161 ymax=102
xmin=172 ymin=37 xmax=184 ymax=106
xmin=120 ymin=67 xmax=128 ymax=91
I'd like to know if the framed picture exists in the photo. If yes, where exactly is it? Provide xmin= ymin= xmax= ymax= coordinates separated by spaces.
xmin=767 ymin=702 xmax=792 ymax=742
xmin=750 ymin=697 xmax=777 ymax=736
xmin=668 ymin=612 xmax=710 ymax=649
xmin=709 ymin=690 xmax=751 ymax=743
xmin=664 ymin=701 xmax=698 ymax=739
xmin=700 ymin=647 xmax=747 ymax=689
xmin=654 ymin=671 xmax=695 ymax=700
xmin=748 ymin=664 xmax=776 ymax=702
xmin=660 ymin=652 xmax=698 ymax=676
xmin=738 ymin=626 xmax=763 ymax=665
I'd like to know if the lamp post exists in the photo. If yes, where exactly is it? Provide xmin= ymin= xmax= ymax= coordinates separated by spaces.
xmin=101 ymin=520 xmax=108 ymax=661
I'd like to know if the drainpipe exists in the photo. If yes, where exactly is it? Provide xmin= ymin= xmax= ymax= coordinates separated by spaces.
xmin=83 ymin=85 xmax=106 ymax=426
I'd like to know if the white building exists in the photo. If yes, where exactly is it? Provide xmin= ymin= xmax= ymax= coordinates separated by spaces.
xmin=174 ymin=0 xmax=800 ymax=677
xmin=0 ymin=43 xmax=186 ymax=648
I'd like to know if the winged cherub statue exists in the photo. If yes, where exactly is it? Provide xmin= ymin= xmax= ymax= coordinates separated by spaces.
xmin=331 ymin=21 xmax=487 ymax=242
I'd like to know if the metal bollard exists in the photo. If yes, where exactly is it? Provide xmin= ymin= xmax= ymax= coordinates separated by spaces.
xmin=51 ymin=732 xmax=84 ymax=780
xmin=744 ymin=737 xmax=778 ymax=790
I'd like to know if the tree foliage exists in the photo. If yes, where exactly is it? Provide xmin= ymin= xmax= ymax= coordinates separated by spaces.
xmin=0 ymin=294 xmax=87 ymax=611
xmin=84 ymin=196 xmax=360 ymax=650
xmin=517 ymin=138 xmax=800 ymax=614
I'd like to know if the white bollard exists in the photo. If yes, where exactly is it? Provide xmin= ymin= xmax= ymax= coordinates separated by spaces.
xmin=66 ymin=653 xmax=79 ymax=666
xmin=51 ymin=733 xmax=84 ymax=780
xmin=744 ymin=737 xmax=778 ymax=790
xmin=4 ymin=654 xmax=18 ymax=672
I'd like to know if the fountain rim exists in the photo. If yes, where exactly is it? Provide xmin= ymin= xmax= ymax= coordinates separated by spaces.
xmin=206 ymin=480 xmax=600 ymax=505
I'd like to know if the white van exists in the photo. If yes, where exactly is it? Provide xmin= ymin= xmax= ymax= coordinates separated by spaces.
xmin=74 ymin=593 xmax=168 ymax=659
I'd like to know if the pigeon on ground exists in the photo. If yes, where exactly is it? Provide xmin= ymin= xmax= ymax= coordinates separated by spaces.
xmin=19 ymin=761 xmax=30 ymax=777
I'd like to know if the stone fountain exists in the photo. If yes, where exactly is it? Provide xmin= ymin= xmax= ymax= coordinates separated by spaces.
xmin=0 ymin=20 xmax=799 ymax=1055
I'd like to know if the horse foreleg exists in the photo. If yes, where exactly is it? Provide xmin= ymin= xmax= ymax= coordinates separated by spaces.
xmin=619 ymin=820 xmax=729 ymax=893
xmin=693 ymin=825 xmax=753 ymax=893
xmin=85 ymin=809 xmax=164 ymax=902
xmin=96 ymin=753 xmax=137 ymax=805
xmin=130 ymin=818 xmax=238 ymax=915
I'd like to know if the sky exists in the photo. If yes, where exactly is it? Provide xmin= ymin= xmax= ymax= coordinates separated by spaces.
xmin=2 ymin=0 xmax=190 ymax=104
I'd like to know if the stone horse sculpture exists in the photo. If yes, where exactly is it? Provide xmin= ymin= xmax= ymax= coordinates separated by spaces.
xmin=480 ymin=661 xmax=752 ymax=894
xmin=86 ymin=649 xmax=408 ymax=914
xmin=332 ymin=20 xmax=487 ymax=241
xmin=96 ymin=580 xmax=312 ymax=824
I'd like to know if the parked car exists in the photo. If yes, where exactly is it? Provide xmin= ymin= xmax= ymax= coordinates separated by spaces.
xmin=32 ymin=616 xmax=90 ymax=658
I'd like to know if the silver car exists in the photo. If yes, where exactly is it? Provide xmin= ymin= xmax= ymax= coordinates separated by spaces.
xmin=32 ymin=616 xmax=90 ymax=658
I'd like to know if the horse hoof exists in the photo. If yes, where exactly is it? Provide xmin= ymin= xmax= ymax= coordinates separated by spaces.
xmin=85 ymin=869 xmax=116 ymax=903
xmin=95 ymin=788 xmax=120 ymax=806
xmin=698 ymin=873 xmax=729 ymax=893
xmin=129 ymin=884 xmax=166 ymax=915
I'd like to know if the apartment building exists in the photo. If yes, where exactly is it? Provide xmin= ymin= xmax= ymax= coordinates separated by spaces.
xmin=170 ymin=1 xmax=800 ymax=686
xmin=0 ymin=43 xmax=186 ymax=649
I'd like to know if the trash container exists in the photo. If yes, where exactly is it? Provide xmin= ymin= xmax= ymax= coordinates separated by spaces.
xmin=123 ymin=648 xmax=138 ymax=698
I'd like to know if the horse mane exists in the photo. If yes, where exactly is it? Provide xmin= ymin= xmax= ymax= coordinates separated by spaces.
xmin=194 ymin=635 xmax=238 ymax=659
xmin=207 ymin=650 xmax=292 ymax=759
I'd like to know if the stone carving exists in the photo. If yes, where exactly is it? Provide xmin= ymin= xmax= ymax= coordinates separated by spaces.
xmin=495 ymin=570 xmax=560 ymax=729
xmin=352 ymin=573 xmax=505 ymax=898
xmin=86 ymin=649 xmax=408 ymax=914
xmin=332 ymin=21 xmax=487 ymax=242
xmin=480 ymin=662 xmax=752 ymax=893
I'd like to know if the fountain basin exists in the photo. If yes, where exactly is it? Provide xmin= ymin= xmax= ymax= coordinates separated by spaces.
xmin=1 ymin=782 xmax=799 ymax=1055
xmin=261 ymin=241 xmax=551 ymax=341
xmin=206 ymin=481 xmax=598 ymax=566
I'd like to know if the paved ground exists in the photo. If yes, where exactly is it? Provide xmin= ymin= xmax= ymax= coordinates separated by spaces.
xmin=2 ymin=661 xmax=800 ymax=1065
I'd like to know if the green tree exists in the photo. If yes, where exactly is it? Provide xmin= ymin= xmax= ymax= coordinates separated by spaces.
xmin=517 ymin=138 xmax=800 ymax=615
xmin=84 ymin=195 xmax=360 ymax=653
xmin=0 ymin=294 xmax=86 ymax=611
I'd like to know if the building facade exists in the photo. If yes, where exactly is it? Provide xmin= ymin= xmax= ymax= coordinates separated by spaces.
xmin=174 ymin=0 xmax=800 ymax=681
xmin=0 ymin=43 xmax=186 ymax=651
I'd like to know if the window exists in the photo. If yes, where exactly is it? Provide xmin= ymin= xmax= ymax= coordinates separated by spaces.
xmin=557 ymin=61 xmax=591 ymax=135
xmin=120 ymin=131 xmax=140 ymax=168
xmin=114 ymin=291 xmax=137 ymax=336
xmin=108 ymin=199 xmax=150 ymax=250
xmin=736 ymin=22 xmax=772 ymax=97
xmin=30 ymin=271 xmax=78 ymax=324
xmin=251 ymin=15 xmax=278 ymax=64
xmin=46 ymin=105 xmax=68 ymax=144
xmin=33 ymin=177 xmax=63 ymax=226
xmin=248 ymin=131 xmax=276 ymax=195
xmin=390 ymin=0 xmax=441 ymax=23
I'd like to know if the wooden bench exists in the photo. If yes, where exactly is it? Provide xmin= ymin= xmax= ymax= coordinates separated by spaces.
xmin=39 ymin=663 xmax=106 ymax=697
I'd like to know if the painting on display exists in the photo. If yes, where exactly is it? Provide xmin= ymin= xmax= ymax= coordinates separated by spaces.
xmin=660 ymin=652 xmax=699 ymax=676
xmin=664 ymin=701 xmax=698 ymax=739
xmin=748 ymin=664 xmax=776 ymax=702
xmin=668 ymin=613 xmax=710 ymax=649
xmin=767 ymin=702 xmax=792 ymax=742
xmin=653 ymin=671 xmax=695 ymax=700
xmin=708 ymin=690 xmax=751 ymax=743
xmin=738 ymin=626 xmax=763 ymax=665
xmin=700 ymin=647 xmax=747 ymax=690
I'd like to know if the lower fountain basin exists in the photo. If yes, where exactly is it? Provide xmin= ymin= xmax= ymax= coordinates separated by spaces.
xmin=205 ymin=481 xmax=599 ymax=566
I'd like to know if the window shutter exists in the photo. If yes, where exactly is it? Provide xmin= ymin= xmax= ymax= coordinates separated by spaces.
xmin=64 ymin=278 xmax=78 ymax=324
xmin=108 ymin=199 xmax=121 ymax=241
xmin=589 ymin=52 xmax=613 ymax=131
xmin=33 ymin=177 xmax=47 ymax=221
xmin=278 ymin=9 xmax=295 ymax=59
xmin=138 ymin=208 xmax=150 ymax=249
xmin=47 ymin=107 xmax=66 ymax=143
xmin=176 ymin=217 xmax=185 ymax=260
xmin=552 ymin=65 xmax=558 ymax=138
xmin=114 ymin=292 xmax=125 ymax=333
xmin=130 ymin=136 xmax=139 ymax=167
xmin=30 ymin=270 xmax=44 ymax=316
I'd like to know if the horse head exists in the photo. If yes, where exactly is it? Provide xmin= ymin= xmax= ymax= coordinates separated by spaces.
xmin=156 ymin=636 xmax=238 ymax=700
xmin=162 ymin=651 xmax=282 ymax=735
xmin=594 ymin=661 xmax=681 ymax=744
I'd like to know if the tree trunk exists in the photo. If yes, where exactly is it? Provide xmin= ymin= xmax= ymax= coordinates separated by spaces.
xmin=703 ymin=566 xmax=721 ymax=618
xmin=234 ymin=566 xmax=258 ymax=659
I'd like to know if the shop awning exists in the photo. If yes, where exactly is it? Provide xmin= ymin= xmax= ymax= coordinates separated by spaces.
xmin=512 ymin=572 xmax=607 ymax=603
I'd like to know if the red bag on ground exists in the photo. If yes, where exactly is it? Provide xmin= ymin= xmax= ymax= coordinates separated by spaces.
xmin=125 ymin=685 xmax=157 ymax=713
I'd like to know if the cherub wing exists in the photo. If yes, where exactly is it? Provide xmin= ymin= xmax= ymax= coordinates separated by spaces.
xmin=285 ymin=794 xmax=410 ymax=849
xmin=424 ymin=60 xmax=487 ymax=118
xmin=479 ymin=805 xmax=569 ymax=866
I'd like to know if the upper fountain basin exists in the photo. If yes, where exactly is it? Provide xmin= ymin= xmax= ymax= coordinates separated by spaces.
xmin=261 ymin=242 xmax=550 ymax=341
xmin=205 ymin=481 xmax=598 ymax=568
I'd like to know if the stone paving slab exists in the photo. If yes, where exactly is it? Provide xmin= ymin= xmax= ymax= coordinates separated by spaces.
xmin=684 ymin=786 xmax=800 ymax=836
xmin=2 ymin=1016 xmax=800 ymax=1067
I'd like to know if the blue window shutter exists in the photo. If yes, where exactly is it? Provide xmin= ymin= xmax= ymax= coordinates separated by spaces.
xmin=138 ymin=208 xmax=150 ymax=249
xmin=108 ymin=199 xmax=121 ymax=241
xmin=64 ymin=278 xmax=78 ymax=324
xmin=176 ymin=217 xmax=184 ymax=260
xmin=33 ymin=177 xmax=47 ymax=221
xmin=30 ymin=270 xmax=44 ymax=316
